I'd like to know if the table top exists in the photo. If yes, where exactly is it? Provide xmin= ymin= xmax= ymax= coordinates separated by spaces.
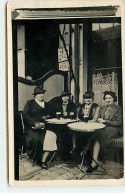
xmin=68 ymin=122 xmax=105 ymax=132
xmin=46 ymin=118 xmax=76 ymax=125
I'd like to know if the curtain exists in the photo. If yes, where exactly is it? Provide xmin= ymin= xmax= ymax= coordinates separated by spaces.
xmin=92 ymin=71 xmax=118 ymax=107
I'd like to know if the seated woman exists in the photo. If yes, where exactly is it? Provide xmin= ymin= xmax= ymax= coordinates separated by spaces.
xmin=86 ymin=91 xmax=123 ymax=173
xmin=56 ymin=91 xmax=76 ymax=118
xmin=47 ymin=91 xmax=77 ymax=160
xmin=23 ymin=85 xmax=57 ymax=169
xmin=71 ymin=92 xmax=99 ymax=155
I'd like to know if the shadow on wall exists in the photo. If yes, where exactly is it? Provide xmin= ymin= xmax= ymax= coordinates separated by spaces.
xmin=18 ymin=74 xmax=64 ymax=111
xmin=43 ymin=74 xmax=64 ymax=102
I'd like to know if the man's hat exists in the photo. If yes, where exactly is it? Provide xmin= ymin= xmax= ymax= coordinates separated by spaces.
xmin=61 ymin=91 xmax=71 ymax=97
xmin=83 ymin=92 xmax=94 ymax=99
xmin=32 ymin=85 xmax=46 ymax=95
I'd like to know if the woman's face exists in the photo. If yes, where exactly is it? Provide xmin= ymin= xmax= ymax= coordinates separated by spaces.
xmin=84 ymin=98 xmax=93 ymax=105
xmin=62 ymin=95 xmax=69 ymax=104
xmin=35 ymin=93 xmax=44 ymax=102
xmin=105 ymin=94 xmax=114 ymax=106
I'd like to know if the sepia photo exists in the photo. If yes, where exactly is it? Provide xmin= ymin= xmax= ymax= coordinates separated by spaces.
xmin=7 ymin=0 xmax=125 ymax=187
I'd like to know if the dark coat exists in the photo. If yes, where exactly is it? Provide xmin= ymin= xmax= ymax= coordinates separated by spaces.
xmin=46 ymin=101 xmax=77 ymax=132
xmin=55 ymin=102 xmax=77 ymax=118
xmin=23 ymin=99 xmax=51 ymax=159
xmin=99 ymin=104 xmax=122 ymax=128
xmin=77 ymin=103 xmax=99 ymax=121
xmin=46 ymin=101 xmax=77 ymax=154
xmin=97 ymin=104 xmax=123 ymax=149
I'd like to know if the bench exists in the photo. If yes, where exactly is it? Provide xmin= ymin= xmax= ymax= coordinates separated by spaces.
xmin=110 ymin=136 xmax=123 ymax=164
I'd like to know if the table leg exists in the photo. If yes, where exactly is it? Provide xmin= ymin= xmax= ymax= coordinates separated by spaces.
xmin=76 ymin=151 xmax=86 ymax=179
xmin=76 ymin=142 xmax=107 ymax=178
xmin=76 ymin=143 xmax=90 ymax=179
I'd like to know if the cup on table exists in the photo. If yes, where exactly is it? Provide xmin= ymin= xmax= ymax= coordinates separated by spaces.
xmin=84 ymin=116 xmax=89 ymax=123
xmin=63 ymin=112 xmax=67 ymax=119
xmin=69 ymin=112 xmax=74 ymax=119
xmin=56 ymin=112 xmax=61 ymax=120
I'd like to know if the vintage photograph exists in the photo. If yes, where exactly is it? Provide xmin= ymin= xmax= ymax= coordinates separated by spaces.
xmin=7 ymin=0 xmax=125 ymax=186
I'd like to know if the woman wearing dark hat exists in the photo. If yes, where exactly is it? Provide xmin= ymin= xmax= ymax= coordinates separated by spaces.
xmin=71 ymin=92 xmax=100 ymax=155
xmin=48 ymin=91 xmax=76 ymax=159
xmin=86 ymin=91 xmax=123 ymax=173
xmin=56 ymin=91 xmax=76 ymax=118
xmin=23 ymin=85 xmax=56 ymax=169
xmin=77 ymin=92 xmax=99 ymax=122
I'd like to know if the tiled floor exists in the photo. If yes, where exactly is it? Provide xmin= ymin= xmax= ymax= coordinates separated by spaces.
xmin=19 ymin=154 xmax=124 ymax=180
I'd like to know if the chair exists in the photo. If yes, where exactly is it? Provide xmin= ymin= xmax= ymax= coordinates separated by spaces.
xmin=18 ymin=111 xmax=37 ymax=166
xmin=18 ymin=111 xmax=25 ymax=160
xmin=18 ymin=111 xmax=57 ymax=167
xmin=111 ymin=136 xmax=123 ymax=164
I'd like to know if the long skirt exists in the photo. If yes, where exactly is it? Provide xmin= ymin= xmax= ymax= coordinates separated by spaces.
xmin=43 ymin=130 xmax=57 ymax=151
xmin=96 ymin=126 xmax=120 ymax=149
xmin=24 ymin=126 xmax=45 ymax=160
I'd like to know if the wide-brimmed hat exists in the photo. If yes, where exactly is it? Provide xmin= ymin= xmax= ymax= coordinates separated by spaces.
xmin=103 ymin=91 xmax=117 ymax=102
xmin=61 ymin=91 xmax=71 ymax=97
xmin=83 ymin=92 xmax=94 ymax=99
xmin=32 ymin=85 xmax=46 ymax=95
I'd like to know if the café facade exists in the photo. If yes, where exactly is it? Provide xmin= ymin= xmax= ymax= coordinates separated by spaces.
xmin=11 ymin=5 xmax=123 ymax=179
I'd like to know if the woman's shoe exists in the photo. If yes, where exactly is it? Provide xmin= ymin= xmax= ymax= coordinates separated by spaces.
xmin=86 ymin=165 xmax=98 ymax=173
xmin=70 ymin=148 xmax=78 ymax=156
xmin=42 ymin=162 xmax=48 ymax=169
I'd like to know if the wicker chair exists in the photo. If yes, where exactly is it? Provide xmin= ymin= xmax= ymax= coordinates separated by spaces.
xmin=111 ymin=136 xmax=123 ymax=164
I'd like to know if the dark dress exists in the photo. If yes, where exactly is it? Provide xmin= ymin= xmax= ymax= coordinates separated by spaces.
xmin=76 ymin=103 xmax=99 ymax=149
xmin=56 ymin=102 xmax=77 ymax=118
xmin=77 ymin=103 xmax=99 ymax=121
xmin=97 ymin=104 xmax=123 ymax=149
xmin=23 ymin=99 xmax=51 ymax=160
xmin=48 ymin=101 xmax=77 ymax=156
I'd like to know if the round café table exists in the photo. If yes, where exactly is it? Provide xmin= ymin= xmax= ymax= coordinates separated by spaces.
xmin=45 ymin=118 xmax=76 ymax=162
xmin=46 ymin=118 xmax=76 ymax=125
xmin=68 ymin=121 xmax=106 ymax=179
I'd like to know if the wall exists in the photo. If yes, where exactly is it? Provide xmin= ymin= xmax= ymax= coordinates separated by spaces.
xmin=44 ymin=74 xmax=64 ymax=101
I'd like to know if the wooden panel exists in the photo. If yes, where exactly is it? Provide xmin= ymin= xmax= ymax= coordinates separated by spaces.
xmin=18 ymin=82 xmax=35 ymax=111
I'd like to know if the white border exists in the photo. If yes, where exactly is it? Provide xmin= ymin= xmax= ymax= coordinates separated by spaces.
xmin=7 ymin=0 xmax=125 ymax=187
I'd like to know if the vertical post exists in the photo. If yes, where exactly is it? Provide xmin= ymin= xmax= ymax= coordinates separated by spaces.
xmin=74 ymin=24 xmax=79 ymax=106
xmin=12 ymin=21 xmax=19 ymax=180
xmin=71 ymin=24 xmax=75 ymax=102
xmin=59 ymin=24 xmax=71 ymax=93
xmin=17 ymin=25 xmax=25 ymax=77
xmin=67 ymin=24 xmax=71 ymax=93
xmin=83 ymin=23 xmax=92 ymax=93
xmin=79 ymin=24 xmax=84 ymax=103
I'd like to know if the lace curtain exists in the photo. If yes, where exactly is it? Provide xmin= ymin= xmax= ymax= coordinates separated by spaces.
xmin=92 ymin=72 xmax=118 ymax=107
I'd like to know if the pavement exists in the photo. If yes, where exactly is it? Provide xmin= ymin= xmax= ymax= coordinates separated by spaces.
xmin=19 ymin=153 xmax=124 ymax=180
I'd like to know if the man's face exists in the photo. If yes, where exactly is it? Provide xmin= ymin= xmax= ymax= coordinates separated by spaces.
xmin=62 ymin=95 xmax=69 ymax=103
xmin=35 ymin=93 xmax=44 ymax=102
xmin=84 ymin=98 xmax=93 ymax=105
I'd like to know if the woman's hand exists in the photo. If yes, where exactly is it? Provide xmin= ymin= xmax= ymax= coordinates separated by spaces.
xmin=89 ymin=120 xmax=96 ymax=123
xmin=76 ymin=117 xmax=81 ymax=122
xmin=46 ymin=115 xmax=50 ymax=119
xmin=40 ymin=122 xmax=45 ymax=130
xmin=41 ymin=115 xmax=50 ymax=121
xmin=98 ymin=118 xmax=106 ymax=124
xmin=34 ymin=122 xmax=42 ymax=129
